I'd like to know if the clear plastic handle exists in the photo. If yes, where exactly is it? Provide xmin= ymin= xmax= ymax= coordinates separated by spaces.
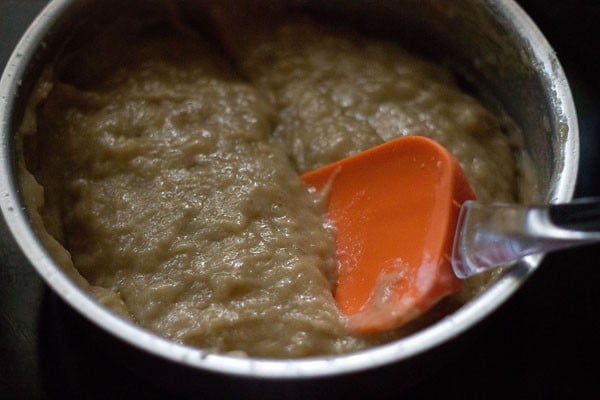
xmin=451 ymin=199 xmax=600 ymax=279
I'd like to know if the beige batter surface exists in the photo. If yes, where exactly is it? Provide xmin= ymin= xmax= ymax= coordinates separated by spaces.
xmin=20 ymin=4 xmax=525 ymax=358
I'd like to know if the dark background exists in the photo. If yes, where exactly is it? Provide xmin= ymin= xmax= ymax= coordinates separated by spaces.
xmin=1 ymin=1 xmax=599 ymax=398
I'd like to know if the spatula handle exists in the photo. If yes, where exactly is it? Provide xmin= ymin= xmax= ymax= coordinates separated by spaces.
xmin=451 ymin=198 xmax=600 ymax=279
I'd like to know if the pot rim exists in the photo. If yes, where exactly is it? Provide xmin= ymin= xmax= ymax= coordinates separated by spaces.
xmin=0 ymin=0 xmax=578 ymax=379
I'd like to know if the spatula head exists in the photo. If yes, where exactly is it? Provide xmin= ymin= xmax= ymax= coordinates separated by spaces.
xmin=301 ymin=136 xmax=476 ymax=333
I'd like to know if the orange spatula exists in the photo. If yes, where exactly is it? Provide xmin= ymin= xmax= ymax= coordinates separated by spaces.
xmin=301 ymin=136 xmax=476 ymax=334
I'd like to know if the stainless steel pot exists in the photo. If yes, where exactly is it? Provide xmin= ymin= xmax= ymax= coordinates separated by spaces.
xmin=0 ymin=0 xmax=578 ymax=398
